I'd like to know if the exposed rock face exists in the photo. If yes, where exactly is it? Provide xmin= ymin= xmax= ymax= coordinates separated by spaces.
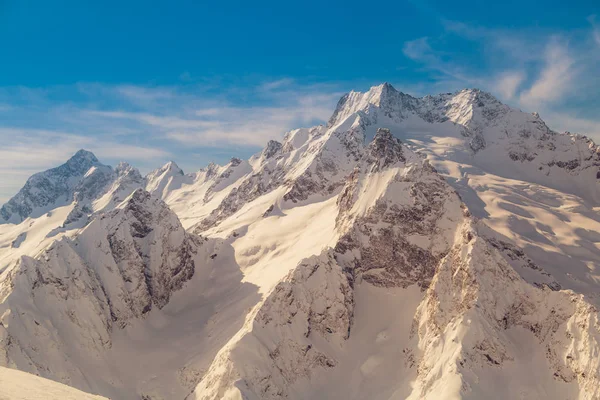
xmin=190 ymin=131 xmax=466 ymax=399
xmin=325 ymin=83 xmax=600 ymax=203
xmin=365 ymin=128 xmax=405 ymax=172
xmin=333 ymin=131 xmax=461 ymax=289
xmin=262 ymin=140 xmax=283 ymax=160
xmin=101 ymin=162 xmax=145 ymax=206
xmin=103 ymin=189 xmax=197 ymax=313
xmin=192 ymin=250 xmax=353 ymax=400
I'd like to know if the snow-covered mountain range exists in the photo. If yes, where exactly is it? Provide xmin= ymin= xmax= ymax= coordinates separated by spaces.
xmin=1 ymin=83 xmax=600 ymax=400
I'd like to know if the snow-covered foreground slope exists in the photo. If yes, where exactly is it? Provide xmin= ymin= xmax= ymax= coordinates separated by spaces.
xmin=1 ymin=83 xmax=600 ymax=399
xmin=0 ymin=366 xmax=107 ymax=400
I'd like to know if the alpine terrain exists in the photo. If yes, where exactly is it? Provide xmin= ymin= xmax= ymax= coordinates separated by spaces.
xmin=2 ymin=83 xmax=600 ymax=400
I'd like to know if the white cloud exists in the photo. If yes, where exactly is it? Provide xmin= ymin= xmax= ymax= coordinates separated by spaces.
xmin=259 ymin=78 xmax=295 ymax=91
xmin=519 ymin=41 xmax=575 ymax=107
xmin=588 ymin=15 xmax=600 ymax=46
xmin=494 ymin=71 xmax=526 ymax=100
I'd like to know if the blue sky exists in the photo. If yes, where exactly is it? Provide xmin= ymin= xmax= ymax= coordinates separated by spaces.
xmin=0 ymin=0 xmax=599 ymax=203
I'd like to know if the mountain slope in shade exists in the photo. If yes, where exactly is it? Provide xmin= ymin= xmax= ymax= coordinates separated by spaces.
xmin=1 ymin=84 xmax=600 ymax=399
xmin=0 ymin=366 xmax=107 ymax=400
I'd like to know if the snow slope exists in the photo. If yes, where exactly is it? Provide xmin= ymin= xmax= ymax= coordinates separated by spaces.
xmin=0 ymin=366 xmax=107 ymax=400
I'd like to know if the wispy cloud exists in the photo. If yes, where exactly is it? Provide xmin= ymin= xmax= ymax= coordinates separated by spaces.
xmin=494 ymin=71 xmax=526 ymax=100
xmin=81 ymin=83 xmax=340 ymax=147
xmin=519 ymin=40 xmax=575 ymax=107
xmin=402 ymin=37 xmax=480 ymax=85
xmin=589 ymin=15 xmax=600 ymax=46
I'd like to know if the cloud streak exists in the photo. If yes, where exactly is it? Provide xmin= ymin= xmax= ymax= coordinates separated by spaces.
xmin=519 ymin=40 xmax=575 ymax=107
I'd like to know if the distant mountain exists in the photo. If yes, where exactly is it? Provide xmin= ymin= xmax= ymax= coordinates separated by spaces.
xmin=0 ymin=150 xmax=104 ymax=223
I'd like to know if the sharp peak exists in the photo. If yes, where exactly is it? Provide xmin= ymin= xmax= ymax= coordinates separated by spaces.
xmin=366 ymin=128 xmax=406 ymax=169
xmin=262 ymin=140 xmax=283 ymax=159
xmin=163 ymin=160 xmax=179 ymax=168
xmin=115 ymin=161 xmax=142 ymax=175
xmin=124 ymin=188 xmax=156 ymax=206
xmin=373 ymin=82 xmax=398 ymax=91
xmin=117 ymin=188 xmax=167 ymax=217
xmin=229 ymin=157 xmax=242 ymax=166
xmin=162 ymin=160 xmax=183 ymax=172
xmin=369 ymin=127 xmax=403 ymax=147
xmin=360 ymin=82 xmax=409 ymax=97
xmin=147 ymin=161 xmax=183 ymax=177
xmin=454 ymin=87 xmax=497 ymax=97
xmin=266 ymin=139 xmax=282 ymax=146
xmin=348 ymin=84 xmax=501 ymax=104
xmin=68 ymin=149 xmax=99 ymax=163
xmin=365 ymin=81 xmax=394 ymax=90
xmin=63 ymin=149 xmax=102 ymax=174
xmin=116 ymin=161 xmax=133 ymax=169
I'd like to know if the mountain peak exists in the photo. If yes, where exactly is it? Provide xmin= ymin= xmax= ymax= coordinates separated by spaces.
xmin=328 ymin=83 xmax=418 ymax=128
xmin=164 ymin=161 xmax=182 ymax=172
xmin=115 ymin=161 xmax=133 ymax=172
xmin=373 ymin=81 xmax=399 ymax=95
xmin=366 ymin=128 xmax=406 ymax=171
xmin=67 ymin=149 xmax=98 ymax=166
xmin=127 ymin=187 xmax=152 ymax=205
xmin=262 ymin=140 xmax=283 ymax=159
xmin=63 ymin=149 xmax=101 ymax=177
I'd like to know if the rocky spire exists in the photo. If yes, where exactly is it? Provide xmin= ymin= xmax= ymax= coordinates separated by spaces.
xmin=365 ymin=128 xmax=405 ymax=171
